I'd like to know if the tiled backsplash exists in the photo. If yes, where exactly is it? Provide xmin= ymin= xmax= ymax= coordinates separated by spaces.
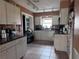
xmin=0 ymin=24 xmax=23 ymax=35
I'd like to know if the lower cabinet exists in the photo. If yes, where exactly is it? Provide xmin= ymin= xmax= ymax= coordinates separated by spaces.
xmin=1 ymin=46 xmax=17 ymax=59
xmin=0 ymin=53 xmax=1 ymax=59
xmin=16 ymin=37 xmax=27 ymax=59
xmin=54 ymin=35 xmax=67 ymax=52
xmin=16 ymin=38 xmax=23 ymax=59
xmin=0 ymin=37 xmax=27 ymax=59
xmin=1 ymin=51 xmax=7 ymax=59
xmin=7 ymin=46 xmax=17 ymax=59
xmin=21 ymin=37 xmax=27 ymax=57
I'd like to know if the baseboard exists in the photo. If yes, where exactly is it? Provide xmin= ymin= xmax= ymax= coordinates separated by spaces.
xmin=73 ymin=48 xmax=79 ymax=59
xmin=32 ymin=40 xmax=54 ymax=46
xmin=20 ymin=56 xmax=24 ymax=59
xmin=73 ymin=48 xmax=79 ymax=55
xmin=55 ymin=49 xmax=68 ymax=54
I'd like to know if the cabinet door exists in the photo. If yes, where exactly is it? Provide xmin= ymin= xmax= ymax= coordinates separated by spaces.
xmin=6 ymin=2 xmax=21 ymax=25
xmin=54 ymin=35 xmax=67 ymax=52
xmin=7 ymin=46 xmax=16 ymax=59
xmin=0 ymin=53 xmax=1 ymax=59
xmin=0 ymin=0 xmax=6 ymax=24
xmin=22 ymin=37 xmax=27 ymax=56
xmin=1 ymin=51 xmax=7 ymax=59
xmin=16 ymin=39 xmax=23 ymax=59
xmin=60 ymin=8 xmax=68 ymax=24
xmin=6 ymin=2 xmax=16 ymax=24
xmin=14 ymin=6 xmax=21 ymax=25
xmin=0 ymin=1 xmax=2 ymax=24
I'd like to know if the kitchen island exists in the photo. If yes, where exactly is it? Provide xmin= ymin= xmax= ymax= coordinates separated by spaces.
xmin=0 ymin=35 xmax=27 ymax=59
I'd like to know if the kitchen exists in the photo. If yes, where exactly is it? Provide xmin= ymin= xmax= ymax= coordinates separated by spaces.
xmin=0 ymin=0 xmax=75 ymax=59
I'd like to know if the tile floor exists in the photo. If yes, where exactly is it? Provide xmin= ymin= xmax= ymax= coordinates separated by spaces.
xmin=24 ymin=43 xmax=68 ymax=59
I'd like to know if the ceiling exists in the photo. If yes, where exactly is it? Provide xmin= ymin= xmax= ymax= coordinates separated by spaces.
xmin=30 ymin=0 xmax=60 ymax=10
xmin=13 ymin=0 xmax=60 ymax=13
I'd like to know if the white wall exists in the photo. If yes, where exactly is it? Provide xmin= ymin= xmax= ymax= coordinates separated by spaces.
xmin=34 ymin=31 xmax=55 ymax=41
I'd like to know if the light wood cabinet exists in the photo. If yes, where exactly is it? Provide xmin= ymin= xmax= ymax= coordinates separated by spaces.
xmin=22 ymin=37 xmax=27 ymax=56
xmin=6 ymin=2 xmax=21 ymax=25
xmin=0 ymin=37 xmax=27 ymax=59
xmin=7 ymin=46 xmax=17 ymax=59
xmin=0 ymin=53 xmax=1 ymax=59
xmin=16 ymin=38 xmax=23 ymax=59
xmin=16 ymin=37 xmax=27 ymax=59
xmin=0 ymin=4 xmax=1 ymax=24
xmin=1 ymin=51 xmax=7 ymax=59
xmin=0 ymin=0 xmax=21 ymax=25
xmin=1 ymin=46 xmax=17 ymax=59
xmin=54 ymin=35 xmax=67 ymax=52
xmin=6 ymin=2 xmax=16 ymax=24
xmin=60 ymin=8 xmax=69 ymax=24
xmin=0 ymin=0 xmax=6 ymax=24
xmin=14 ymin=6 xmax=21 ymax=25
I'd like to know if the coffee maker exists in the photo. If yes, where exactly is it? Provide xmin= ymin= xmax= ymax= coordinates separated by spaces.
xmin=1 ymin=27 xmax=7 ymax=39
xmin=6 ymin=28 xmax=12 ymax=38
xmin=0 ymin=27 xmax=7 ymax=42
xmin=0 ymin=29 xmax=2 ymax=39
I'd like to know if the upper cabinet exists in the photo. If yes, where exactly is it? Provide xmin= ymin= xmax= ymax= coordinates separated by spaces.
xmin=0 ymin=0 xmax=21 ymax=25
xmin=60 ymin=8 xmax=69 ymax=24
xmin=6 ymin=2 xmax=16 ymax=24
xmin=14 ymin=6 xmax=21 ymax=25
xmin=6 ymin=2 xmax=21 ymax=25
xmin=0 ymin=0 xmax=6 ymax=24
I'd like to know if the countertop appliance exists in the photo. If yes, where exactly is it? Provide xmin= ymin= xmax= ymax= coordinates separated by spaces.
xmin=2 ymin=29 xmax=7 ymax=39
xmin=0 ymin=28 xmax=7 ymax=42
xmin=6 ymin=28 xmax=16 ymax=38
xmin=26 ymin=29 xmax=34 ymax=43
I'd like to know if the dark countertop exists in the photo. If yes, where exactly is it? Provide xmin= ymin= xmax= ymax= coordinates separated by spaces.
xmin=54 ymin=33 xmax=68 ymax=35
xmin=0 ymin=35 xmax=26 ymax=45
